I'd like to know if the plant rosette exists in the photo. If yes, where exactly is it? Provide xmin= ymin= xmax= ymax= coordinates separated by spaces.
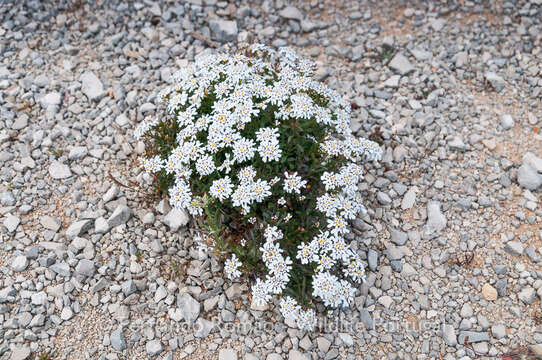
xmin=135 ymin=44 xmax=382 ymax=331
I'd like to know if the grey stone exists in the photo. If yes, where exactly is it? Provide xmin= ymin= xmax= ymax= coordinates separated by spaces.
xmin=518 ymin=287 xmax=536 ymax=304
xmin=90 ymin=278 xmax=108 ymax=293
xmin=524 ymin=152 xmax=542 ymax=173
xmin=103 ymin=185 xmax=119 ymax=203
xmin=385 ymin=246 xmax=404 ymax=261
xmin=360 ymin=308 xmax=374 ymax=330
xmin=401 ymin=188 xmax=416 ymax=210
xmin=142 ymin=212 xmax=155 ymax=225
xmin=517 ymin=164 xmax=542 ymax=190
xmin=108 ymin=205 xmax=133 ymax=228
xmin=146 ymin=340 xmax=163 ymax=356
xmin=218 ymin=349 xmax=237 ymax=360
xmin=378 ymin=295 xmax=393 ymax=308
xmin=376 ymin=191 xmax=392 ymax=205
xmin=500 ymin=114 xmax=514 ymax=130
xmin=10 ymin=346 xmax=31 ymax=360
xmin=485 ymin=71 xmax=505 ymax=92
xmin=460 ymin=303 xmax=473 ymax=317
xmin=458 ymin=331 xmax=489 ymax=344
xmin=50 ymin=262 xmax=71 ymax=277
xmin=338 ymin=333 xmax=353 ymax=347
xmin=491 ymin=324 xmax=506 ymax=340
xmin=493 ymin=264 xmax=507 ymax=275
xmin=110 ymin=327 xmax=127 ymax=351
xmin=75 ymin=259 xmax=95 ymax=276
xmin=163 ymin=208 xmax=189 ymax=231
xmin=4 ymin=215 xmax=20 ymax=233
xmin=177 ymin=293 xmax=200 ymax=324
xmin=140 ymin=103 xmax=156 ymax=113
xmin=383 ymin=75 xmax=400 ymax=88
xmin=430 ymin=18 xmax=445 ymax=31
xmin=0 ymin=190 xmax=16 ymax=206
xmin=424 ymin=201 xmax=447 ymax=237
xmin=504 ymin=241 xmax=525 ymax=256
xmin=388 ymin=53 xmax=415 ymax=75
xmin=61 ymin=306 xmax=73 ymax=320
xmin=367 ymin=249 xmax=378 ymax=271
xmin=194 ymin=318 xmax=215 ymax=338
xmin=448 ymin=136 xmax=467 ymax=151
xmin=122 ymin=280 xmax=137 ymax=296
xmin=0 ymin=286 xmax=16 ymax=303
xmin=80 ymin=71 xmax=105 ymax=101
xmin=68 ymin=146 xmax=88 ymax=160
xmin=39 ymin=92 xmax=62 ymax=108
xmin=66 ymin=219 xmax=93 ymax=239
xmin=317 ymin=337 xmax=331 ymax=353
xmin=225 ymin=283 xmax=242 ymax=300
xmin=40 ymin=216 xmax=61 ymax=232
xmin=495 ymin=278 xmax=508 ymax=297
xmin=11 ymin=255 xmax=28 ymax=272
xmin=288 ymin=350 xmax=307 ymax=360
xmin=442 ymin=324 xmax=457 ymax=346
xmin=209 ymin=19 xmax=238 ymax=42
xmin=48 ymin=161 xmax=72 ymax=179
xmin=279 ymin=6 xmax=303 ymax=21
xmin=409 ymin=48 xmax=431 ymax=61
xmin=389 ymin=227 xmax=408 ymax=245
xmin=95 ymin=217 xmax=111 ymax=234
xmin=154 ymin=285 xmax=167 ymax=303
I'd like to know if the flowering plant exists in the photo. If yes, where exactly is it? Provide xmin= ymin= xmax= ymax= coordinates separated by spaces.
xmin=135 ymin=44 xmax=382 ymax=330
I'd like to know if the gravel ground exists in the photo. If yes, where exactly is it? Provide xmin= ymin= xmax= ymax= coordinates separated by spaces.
xmin=1 ymin=0 xmax=542 ymax=359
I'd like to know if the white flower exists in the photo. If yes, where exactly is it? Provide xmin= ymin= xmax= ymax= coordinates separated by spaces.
xmin=280 ymin=296 xmax=300 ymax=320
xmin=268 ymin=255 xmax=292 ymax=279
xmin=311 ymin=230 xmax=332 ymax=252
xmin=289 ymin=93 xmax=314 ymax=119
xmin=316 ymin=193 xmax=339 ymax=218
xmin=210 ymin=177 xmax=233 ymax=202
xmin=251 ymin=278 xmax=271 ymax=307
xmin=321 ymin=171 xmax=340 ymax=191
xmin=135 ymin=44 xmax=383 ymax=328
xmin=265 ymin=274 xmax=288 ymax=294
xmin=195 ymin=155 xmax=216 ymax=176
xmin=194 ymin=234 xmax=213 ymax=254
xmin=232 ymin=137 xmax=256 ymax=163
xmin=224 ymin=254 xmax=242 ymax=280
xmin=296 ymin=242 xmax=318 ymax=264
xmin=329 ymin=236 xmax=351 ymax=262
xmin=251 ymin=179 xmax=271 ymax=203
xmin=217 ymin=153 xmax=233 ymax=174
xmin=296 ymin=308 xmax=317 ymax=331
xmin=327 ymin=216 xmax=348 ymax=235
xmin=256 ymin=127 xmax=280 ymax=144
xmin=264 ymin=225 xmax=283 ymax=242
xmin=169 ymin=179 xmax=192 ymax=210
xmin=231 ymin=183 xmax=253 ymax=211
xmin=283 ymin=172 xmax=307 ymax=194
xmin=260 ymin=241 xmax=282 ymax=265
xmin=258 ymin=141 xmax=282 ymax=162
xmin=317 ymin=253 xmax=335 ymax=271
xmin=141 ymin=156 xmax=163 ymax=173
xmin=237 ymin=166 xmax=256 ymax=184
xmin=344 ymin=257 xmax=366 ymax=283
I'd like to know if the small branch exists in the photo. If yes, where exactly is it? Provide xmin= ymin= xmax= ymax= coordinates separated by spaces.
xmin=449 ymin=245 xmax=477 ymax=267
xmin=463 ymin=337 xmax=533 ymax=359
xmin=108 ymin=172 xmax=155 ymax=201
xmin=190 ymin=31 xmax=219 ymax=48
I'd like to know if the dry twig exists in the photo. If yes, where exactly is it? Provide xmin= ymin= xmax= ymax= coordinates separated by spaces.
xmin=190 ymin=31 xmax=219 ymax=48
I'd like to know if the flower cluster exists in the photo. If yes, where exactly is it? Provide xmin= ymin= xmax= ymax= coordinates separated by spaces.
xmin=136 ymin=44 xmax=382 ymax=331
